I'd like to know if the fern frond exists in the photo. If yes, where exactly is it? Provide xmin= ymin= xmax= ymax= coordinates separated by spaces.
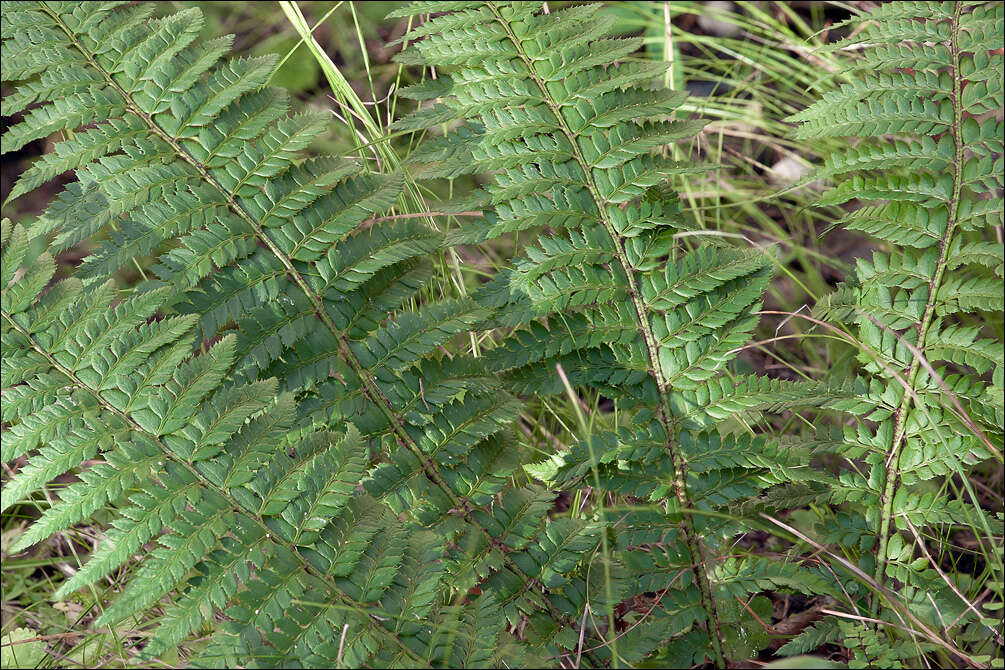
xmin=388 ymin=2 xmax=841 ymax=661
xmin=791 ymin=0 xmax=1004 ymax=643
xmin=1 ymin=4 xmax=623 ymax=664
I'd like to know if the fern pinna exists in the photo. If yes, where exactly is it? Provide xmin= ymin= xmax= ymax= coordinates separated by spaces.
xmin=790 ymin=0 xmax=1004 ymax=661
xmin=390 ymin=2 xmax=839 ymax=666
xmin=2 ymin=1 xmax=597 ymax=666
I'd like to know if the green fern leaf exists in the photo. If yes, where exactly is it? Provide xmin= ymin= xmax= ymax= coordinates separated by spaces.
xmin=792 ymin=0 xmax=1004 ymax=636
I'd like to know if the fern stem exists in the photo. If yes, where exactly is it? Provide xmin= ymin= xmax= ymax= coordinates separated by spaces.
xmin=365 ymin=210 xmax=483 ymax=223
xmin=872 ymin=0 xmax=966 ymax=605
xmin=0 ymin=308 xmax=433 ymax=668
xmin=482 ymin=4 xmax=726 ymax=666
xmin=37 ymin=2 xmax=570 ymax=629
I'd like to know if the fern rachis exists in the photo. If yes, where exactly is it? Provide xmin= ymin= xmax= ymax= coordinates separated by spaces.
xmin=480 ymin=3 xmax=726 ymax=659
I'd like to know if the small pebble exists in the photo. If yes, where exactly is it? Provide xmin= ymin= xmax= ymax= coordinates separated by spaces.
xmin=771 ymin=156 xmax=811 ymax=186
